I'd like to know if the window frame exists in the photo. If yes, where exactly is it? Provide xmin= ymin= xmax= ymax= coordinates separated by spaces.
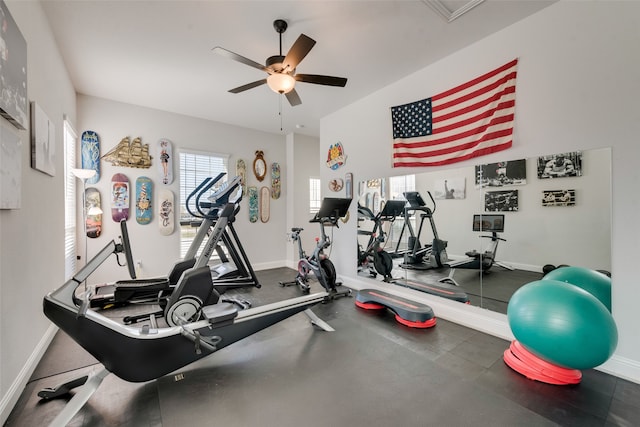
xmin=179 ymin=149 xmax=230 ymax=258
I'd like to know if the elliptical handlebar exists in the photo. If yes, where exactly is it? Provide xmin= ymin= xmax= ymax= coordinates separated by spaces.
xmin=208 ymin=175 xmax=243 ymax=206
xmin=185 ymin=173 xmax=226 ymax=218
xmin=195 ymin=173 xmax=226 ymax=217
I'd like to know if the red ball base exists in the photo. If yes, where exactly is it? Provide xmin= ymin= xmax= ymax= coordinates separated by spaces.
xmin=503 ymin=340 xmax=582 ymax=385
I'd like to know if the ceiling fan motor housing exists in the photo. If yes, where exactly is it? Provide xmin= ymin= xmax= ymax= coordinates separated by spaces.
xmin=266 ymin=55 xmax=294 ymax=74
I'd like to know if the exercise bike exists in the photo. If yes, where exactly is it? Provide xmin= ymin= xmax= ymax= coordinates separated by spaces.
xmin=280 ymin=197 xmax=353 ymax=300
xmin=357 ymin=200 xmax=406 ymax=282
xmin=439 ymin=213 xmax=513 ymax=287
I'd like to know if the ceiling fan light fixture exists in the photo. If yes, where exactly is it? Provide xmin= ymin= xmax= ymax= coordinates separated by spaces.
xmin=267 ymin=73 xmax=295 ymax=94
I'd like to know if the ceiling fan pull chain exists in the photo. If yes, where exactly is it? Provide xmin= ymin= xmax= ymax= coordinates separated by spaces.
xmin=279 ymin=95 xmax=283 ymax=132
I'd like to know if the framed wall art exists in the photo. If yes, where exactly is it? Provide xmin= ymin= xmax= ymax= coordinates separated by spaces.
xmin=475 ymin=159 xmax=526 ymax=188
xmin=537 ymin=151 xmax=583 ymax=178
xmin=485 ymin=190 xmax=518 ymax=212
xmin=542 ymin=189 xmax=576 ymax=207
xmin=434 ymin=177 xmax=466 ymax=200
xmin=30 ymin=101 xmax=56 ymax=176
xmin=0 ymin=1 xmax=28 ymax=129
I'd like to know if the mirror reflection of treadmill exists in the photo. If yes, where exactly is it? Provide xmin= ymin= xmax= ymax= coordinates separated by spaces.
xmin=391 ymin=199 xmax=469 ymax=305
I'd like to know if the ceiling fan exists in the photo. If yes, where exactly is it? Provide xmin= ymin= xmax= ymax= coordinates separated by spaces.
xmin=212 ymin=19 xmax=347 ymax=106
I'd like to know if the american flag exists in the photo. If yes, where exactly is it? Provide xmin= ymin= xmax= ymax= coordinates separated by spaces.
xmin=391 ymin=59 xmax=518 ymax=167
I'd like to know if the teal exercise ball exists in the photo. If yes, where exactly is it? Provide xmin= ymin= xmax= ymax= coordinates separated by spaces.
xmin=544 ymin=266 xmax=612 ymax=312
xmin=508 ymin=280 xmax=617 ymax=370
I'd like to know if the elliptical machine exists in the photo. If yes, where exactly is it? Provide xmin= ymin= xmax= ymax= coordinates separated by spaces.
xmin=280 ymin=197 xmax=353 ymax=300
xmin=397 ymin=191 xmax=448 ymax=270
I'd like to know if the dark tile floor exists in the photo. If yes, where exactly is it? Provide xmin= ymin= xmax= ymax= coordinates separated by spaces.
xmin=5 ymin=268 xmax=640 ymax=426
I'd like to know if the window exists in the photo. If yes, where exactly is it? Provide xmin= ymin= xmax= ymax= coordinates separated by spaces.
xmin=309 ymin=177 xmax=321 ymax=214
xmin=63 ymin=119 xmax=77 ymax=280
xmin=179 ymin=150 xmax=229 ymax=258
xmin=387 ymin=174 xmax=415 ymax=253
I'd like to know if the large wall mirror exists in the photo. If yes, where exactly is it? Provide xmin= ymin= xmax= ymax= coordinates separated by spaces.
xmin=356 ymin=147 xmax=612 ymax=314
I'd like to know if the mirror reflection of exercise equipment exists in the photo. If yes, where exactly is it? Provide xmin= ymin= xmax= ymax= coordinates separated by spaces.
xmin=356 ymin=148 xmax=611 ymax=314
xmin=439 ymin=214 xmax=513 ymax=287
xmin=357 ymin=200 xmax=406 ymax=282
xmin=395 ymin=191 xmax=449 ymax=270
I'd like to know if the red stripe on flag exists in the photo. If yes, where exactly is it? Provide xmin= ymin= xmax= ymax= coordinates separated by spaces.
xmin=432 ymin=58 xmax=518 ymax=102
xmin=393 ymin=142 xmax=513 ymax=167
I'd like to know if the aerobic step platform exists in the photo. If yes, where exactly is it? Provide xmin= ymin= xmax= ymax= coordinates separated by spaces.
xmin=393 ymin=278 xmax=470 ymax=303
xmin=355 ymin=289 xmax=436 ymax=328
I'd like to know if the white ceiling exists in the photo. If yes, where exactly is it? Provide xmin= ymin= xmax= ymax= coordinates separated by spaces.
xmin=41 ymin=0 xmax=556 ymax=138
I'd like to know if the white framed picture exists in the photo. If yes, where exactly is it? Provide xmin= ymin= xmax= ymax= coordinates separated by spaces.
xmin=30 ymin=101 xmax=56 ymax=176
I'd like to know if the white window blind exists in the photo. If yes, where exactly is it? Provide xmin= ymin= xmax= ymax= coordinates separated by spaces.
xmin=387 ymin=174 xmax=415 ymax=252
xmin=309 ymin=178 xmax=321 ymax=214
xmin=179 ymin=150 xmax=229 ymax=258
xmin=63 ymin=120 xmax=77 ymax=280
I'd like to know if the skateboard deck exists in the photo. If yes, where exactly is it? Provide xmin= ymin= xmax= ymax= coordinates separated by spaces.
xmin=157 ymin=138 xmax=173 ymax=184
xmin=85 ymin=187 xmax=102 ymax=238
xmin=81 ymin=131 xmax=100 ymax=185
xmin=158 ymin=188 xmax=175 ymax=236
xmin=248 ymin=186 xmax=258 ymax=223
xmin=236 ymin=159 xmax=246 ymax=195
xmin=135 ymin=176 xmax=153 ymax=225
xmin=345 ymin=172 xmax=353 ymax=199
xmin=260 ymin=186 xmax=270 ymax=223
xmin=111 ymin=173 xmax=130 ymax=222
xmin=271 ymin=162 xmax=281 ymax=199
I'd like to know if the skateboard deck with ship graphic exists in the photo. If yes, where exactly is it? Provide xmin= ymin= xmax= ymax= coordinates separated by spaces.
xmin=136 ymin=176 xmax=152 ymax=225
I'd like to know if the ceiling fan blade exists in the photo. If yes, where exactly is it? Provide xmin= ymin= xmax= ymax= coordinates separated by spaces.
xmin=295 ymin=74 xmax=348 ymax=87
xmin=212 ymin=46 xmax=269 ymax=73
xmin=282 ymin=34 xmax=316 ymax=72
xmin=228 ymin=79 xmax=267 ymax=94
xmin=285 ymin=89 xmax=302 ymax=106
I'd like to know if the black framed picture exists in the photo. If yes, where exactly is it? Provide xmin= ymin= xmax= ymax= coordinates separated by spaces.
xmin=485 ymin=190 xmax=518 ymax=212
xmin=542 ymin=189 xmax=576 ymax=207
xmin=537 ymin=151 xmax=583 ymax=179
xmin=475 ymin=159 xmax=526 ymax=188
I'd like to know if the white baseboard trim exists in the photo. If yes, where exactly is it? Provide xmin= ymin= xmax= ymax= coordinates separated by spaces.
xmin=1 ymin=324 xmax=58 ymax=425
xmin=252 ymin=260 xmax=290 ymax=272
xmin=596 ymin=354 xmax=640 ymax=384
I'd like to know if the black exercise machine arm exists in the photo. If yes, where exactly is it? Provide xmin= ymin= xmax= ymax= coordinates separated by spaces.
xmin=195 ymin=173 xmax=226 ymax=218
xmin=186 ymin=176 xmax=213 ymax=218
